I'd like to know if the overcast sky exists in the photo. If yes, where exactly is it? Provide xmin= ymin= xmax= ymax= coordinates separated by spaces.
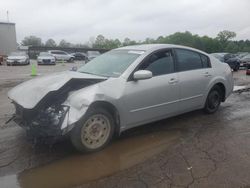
xmin=0 ymin=0 xmax=250 ymax=44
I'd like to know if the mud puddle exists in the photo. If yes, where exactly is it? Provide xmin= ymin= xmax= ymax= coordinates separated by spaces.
xmin=0 ymin=130 xmax=180 ymax=188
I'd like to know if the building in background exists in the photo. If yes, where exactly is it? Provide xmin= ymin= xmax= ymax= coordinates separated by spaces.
xmin=0 ymin=22 xmax=17 ymax=55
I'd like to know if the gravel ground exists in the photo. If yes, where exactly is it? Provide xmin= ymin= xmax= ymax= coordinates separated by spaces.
xmin=0 ymin=62 xmax=249 ymax=188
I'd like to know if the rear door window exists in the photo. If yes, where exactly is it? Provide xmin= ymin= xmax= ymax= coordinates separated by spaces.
xmin=175 ymin=49 xmax=203 ymax=71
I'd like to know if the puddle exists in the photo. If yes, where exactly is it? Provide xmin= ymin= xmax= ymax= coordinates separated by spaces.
xmin=233 ymin=85 xmax=246 ymax=91
xmin=0 ymin=130 xmax=180 ymax=188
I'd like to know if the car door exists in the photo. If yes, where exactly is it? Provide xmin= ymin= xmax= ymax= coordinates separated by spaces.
xmin=174 ymin=48 xmax=213 ymax=111
xmin=122 ymin=49 xmax=180 ymax=127
xmin=59 ymin=51 xmax=67 ymax=60
xmin=54 ymin=51 xmax=61 ymax=60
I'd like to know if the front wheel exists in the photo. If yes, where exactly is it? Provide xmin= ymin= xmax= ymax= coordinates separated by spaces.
xmin=204 ymin=86 xmax=222 ymax=114
xmin=70 ymin=108 xmax=115 ymax=153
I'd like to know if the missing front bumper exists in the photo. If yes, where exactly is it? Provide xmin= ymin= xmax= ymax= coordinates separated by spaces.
xmin=10 ymin=105 xmax=71 ymax=138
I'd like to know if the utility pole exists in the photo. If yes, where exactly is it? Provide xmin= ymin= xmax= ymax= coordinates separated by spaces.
xmin=7 ymin=10 xmax=9 ymax=22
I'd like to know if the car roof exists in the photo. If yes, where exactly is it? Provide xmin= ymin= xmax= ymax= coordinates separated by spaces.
xmin=116 ymin=44 xmax=208 ymax=55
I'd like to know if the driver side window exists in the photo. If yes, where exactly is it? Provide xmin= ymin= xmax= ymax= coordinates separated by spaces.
xmin=139 ymin=50 xmax=175 ymax=76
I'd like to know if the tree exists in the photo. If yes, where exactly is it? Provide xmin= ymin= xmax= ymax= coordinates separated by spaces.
xmin=73 ymin=43 xmax=89 ymax=48
xmin=123 ymin=38 xmax=137 ymax=46
xmin=58 ymin=39 xmax=71 ymax=47
xmin=93 ymin=35 xmax=106 ymax=48
xmin=45 ymin=39 xmax=57 ymax=47
xmin=21 ymin=35 xmax=42 ymax=46
xmin=87 ymin=31 xmax=250 ymax=53
xmin=216 ymin=30 xmax=236 ymax=45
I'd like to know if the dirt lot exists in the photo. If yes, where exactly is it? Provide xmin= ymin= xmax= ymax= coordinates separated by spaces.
xmin=0 ymin=62 xmax=250 ymax=188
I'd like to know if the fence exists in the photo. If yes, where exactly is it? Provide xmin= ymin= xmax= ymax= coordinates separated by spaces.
xmin=28 ymin=46 xmax=110 ymax=59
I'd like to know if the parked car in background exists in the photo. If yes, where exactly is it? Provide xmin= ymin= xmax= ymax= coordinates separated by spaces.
xmin=240 ymin=54 xmax=250 ymax=68
xmin=48 ymin=50 xmax=74 ymax=62
xmin=8 ymin=44 xmax=233 ymax=152
xmin=0 ymin=54 xmax=3 ymax=65
xmin=236 ymin=52 xmax=249 ymax=59
xmin=85 ymin=51 xmax=100 ymax=63
xmin=211 ymin=53 xmax=240 ymax=71
xmin=70 ymin=52 xmax=87 ymax=61
xmin=6 ymin=52 xmax=30 ymax=66
xmin=37 ymin=52 xmax=56 ymax=65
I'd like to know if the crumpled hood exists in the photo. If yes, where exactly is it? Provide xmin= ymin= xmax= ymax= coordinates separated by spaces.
xmin=8 ymin=71 xmax=106 ymax=109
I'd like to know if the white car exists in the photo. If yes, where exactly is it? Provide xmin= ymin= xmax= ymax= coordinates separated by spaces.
xmin=8 ymin=44 xmax=234 ymax=152
xmin=37 ymin=52 xmax=56 ymax=65
xmin=6 ymin=52 xmax=30 ymax=66
xmin=48 ymin=50 xmax=74 ymax=62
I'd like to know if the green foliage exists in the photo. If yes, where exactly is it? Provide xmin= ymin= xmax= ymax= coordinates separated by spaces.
xmin=45 ymin=39 xmax=57 ymax=47
xmin=91 ymin=30 xmax=250 ymax=53
xmin=216 ymin=30 xmax=236 ymax=45
xmin=21 ymin=35 xmax=42 ymax=46
xmin=58 ymin=39 xmax=71 ymax=47
xmin=21 ymin=30 xmax=250 ymax=53
xmin=92 ymin=35 xmax=122 ymax=49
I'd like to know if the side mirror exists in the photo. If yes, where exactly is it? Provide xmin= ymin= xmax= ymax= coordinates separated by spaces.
xmin=133 ymin=70 xmax=152 ymax=80
xmin=71 ymin=66 xmax=78 ymax=71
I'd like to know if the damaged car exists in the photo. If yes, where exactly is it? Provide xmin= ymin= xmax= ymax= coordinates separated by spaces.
xmin=8 ymin=44 xmax=234 ymax=152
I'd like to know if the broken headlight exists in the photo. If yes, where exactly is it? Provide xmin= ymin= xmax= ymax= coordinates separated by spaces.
xmin=32 ymin=105 xmax=69 ymax=126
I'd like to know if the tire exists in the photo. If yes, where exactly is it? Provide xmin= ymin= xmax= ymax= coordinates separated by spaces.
xmin=69 ymin=57 xmax=74 ymax=62
xmin=204 ymin=86 xmax=222 ymax=114
xmin=233 ymin=64 xmax=239 ymax=72
xmin=70 ymin=108 xmax=115 ymax=153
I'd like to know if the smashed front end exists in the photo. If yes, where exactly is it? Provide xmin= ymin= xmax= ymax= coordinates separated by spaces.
xmin=8 ymin=71 xmax=107 ymax=139
xmin=13 ymin=103 xmax=70 ymax=137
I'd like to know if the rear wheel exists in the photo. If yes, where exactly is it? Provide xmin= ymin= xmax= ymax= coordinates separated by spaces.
xmin=233 ymin=64 xmax=240 ymax=71
xmin=70 ymin=108 xmax=115 ymax=153
xmin=204 ymin=86 xmax=222 ymax=114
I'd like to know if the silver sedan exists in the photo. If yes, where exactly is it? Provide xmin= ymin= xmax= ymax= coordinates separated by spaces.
xmin=8 ymin=44 xmax=234 ymax=152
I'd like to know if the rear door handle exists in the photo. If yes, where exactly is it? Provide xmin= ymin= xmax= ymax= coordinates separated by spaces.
xmin=168 ymin=78 xmax=178 ymax=84
xmin=204 ymin=72 xmax=212 ymax=77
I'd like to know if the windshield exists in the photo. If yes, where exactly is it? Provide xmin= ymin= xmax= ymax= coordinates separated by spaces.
xmin=9 ymin=52 xmax=26 ymax=56
xmin=78 ymin=50 xmax=143 ymax=77
xmin=39 ymin=52 xmax=52 ymax=56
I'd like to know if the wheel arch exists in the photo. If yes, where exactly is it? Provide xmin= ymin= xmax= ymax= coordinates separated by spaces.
xmin=213 ymin=82 xmax=226 ymax=102
xmin=206 ymin=82 xmax=226 ymax=102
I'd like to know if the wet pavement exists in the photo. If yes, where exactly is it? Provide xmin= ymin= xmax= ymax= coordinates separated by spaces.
xmin=0 ymin=63 xmax=250 ymax=188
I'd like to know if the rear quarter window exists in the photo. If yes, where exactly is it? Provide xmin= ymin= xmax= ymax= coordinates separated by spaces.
xmin=200 ymin=54 xmax=211 ymax=68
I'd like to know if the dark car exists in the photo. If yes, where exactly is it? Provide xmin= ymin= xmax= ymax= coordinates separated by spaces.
xmin=0 ymin=54 xmax=3 ymax=65
xmin=211 ymin=53 xmax=240 ymax=71
xmin=240 ymin=54 xmax=250 ymax=68
xmin=71 ymin=52 xmax=87 ymax=61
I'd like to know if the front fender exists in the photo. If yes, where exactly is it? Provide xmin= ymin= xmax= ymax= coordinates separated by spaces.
xmin=61 ymin=85 xmax=102 ymax=130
